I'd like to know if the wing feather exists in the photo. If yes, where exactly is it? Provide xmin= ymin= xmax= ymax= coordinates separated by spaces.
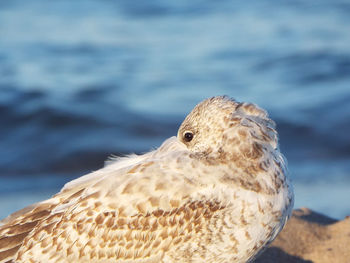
xmin=0 ymin=137 xmax=212 ymax=262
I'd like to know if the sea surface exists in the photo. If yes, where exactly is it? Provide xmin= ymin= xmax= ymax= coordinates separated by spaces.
xmin=0 ymin=0 xmax=350 ymax=219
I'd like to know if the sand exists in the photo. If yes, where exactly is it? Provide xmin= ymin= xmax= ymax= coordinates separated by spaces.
xmin=256 ymin=208 xmax=350 ymax=263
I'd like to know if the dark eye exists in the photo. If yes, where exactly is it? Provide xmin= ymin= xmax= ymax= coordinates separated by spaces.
xmin=183 ymin=131 xmax=194 ymax=142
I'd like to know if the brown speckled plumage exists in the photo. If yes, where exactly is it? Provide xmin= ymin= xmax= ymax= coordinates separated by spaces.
xmin=0 ymin=96 xmax=293 ymax=263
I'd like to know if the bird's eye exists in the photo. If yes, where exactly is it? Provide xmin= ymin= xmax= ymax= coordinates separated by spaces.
xmin=183 ymin=131 xmax=194 ymax=142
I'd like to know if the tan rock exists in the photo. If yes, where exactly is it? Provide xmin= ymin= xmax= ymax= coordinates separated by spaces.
xmin=256 ymin=208 xmax=350 ymax=263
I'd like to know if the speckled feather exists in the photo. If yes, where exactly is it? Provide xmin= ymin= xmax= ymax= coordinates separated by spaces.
xmin=0 ymin=96 xmax=293 ymax=263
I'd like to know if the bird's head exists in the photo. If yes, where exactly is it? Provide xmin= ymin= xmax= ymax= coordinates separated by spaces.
xmin=177 ymin=96 xmax=279 ymax=165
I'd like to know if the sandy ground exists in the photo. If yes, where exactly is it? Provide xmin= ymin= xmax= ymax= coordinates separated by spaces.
xmin=256 ymin=208 xmax=350 ymax=263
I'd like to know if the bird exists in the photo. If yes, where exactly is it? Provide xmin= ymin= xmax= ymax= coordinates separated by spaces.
xmin=0 ymin=96 xmax=293 ymax=263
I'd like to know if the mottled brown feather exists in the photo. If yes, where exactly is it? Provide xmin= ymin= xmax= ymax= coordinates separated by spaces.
xmin=0 ymin=204 xmax=54 ymax=262
xmin=0 ymin=245 xmax=21 ymax=262
xmin=0 ymin=186 xmax=87 ymax=263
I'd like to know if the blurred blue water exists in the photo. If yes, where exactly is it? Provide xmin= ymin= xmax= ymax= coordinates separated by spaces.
xmin=0 ymin=0 xmax=350 ymax=219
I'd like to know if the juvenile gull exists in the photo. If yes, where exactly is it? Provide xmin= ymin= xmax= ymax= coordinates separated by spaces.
xmin=0 ymin=96 xmax=293 ymax=263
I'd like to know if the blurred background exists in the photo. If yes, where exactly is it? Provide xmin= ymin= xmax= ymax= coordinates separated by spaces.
xmin=0 ymin=0 xmax=349 ymax=220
